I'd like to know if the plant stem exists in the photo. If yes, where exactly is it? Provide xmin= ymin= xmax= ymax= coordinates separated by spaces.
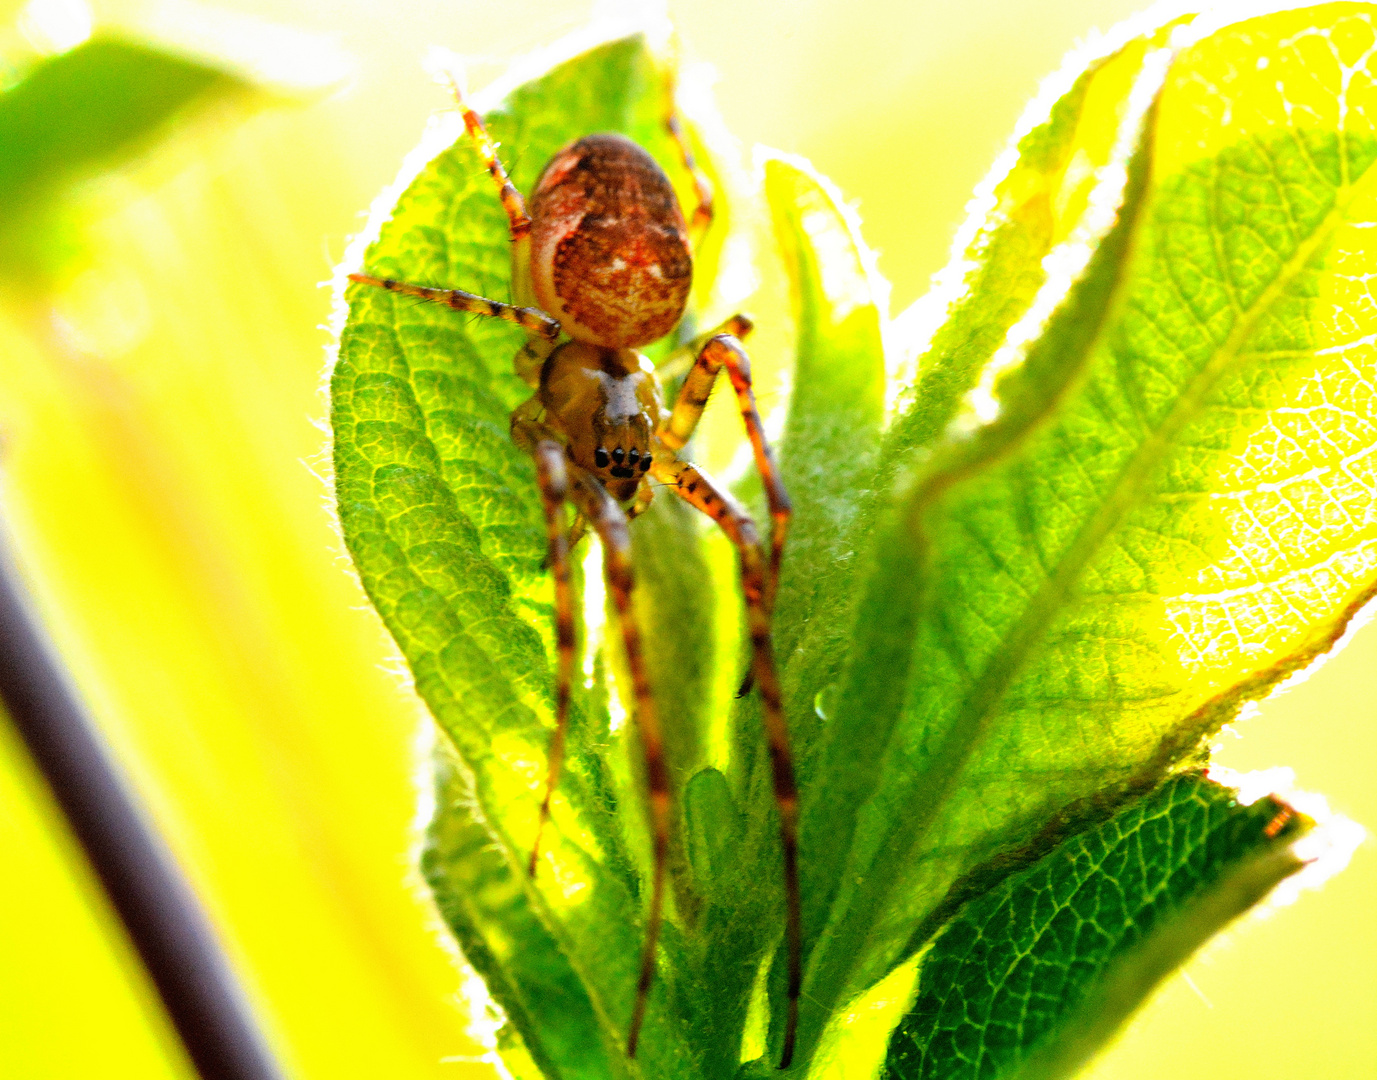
xmin=0 ymin=536 xmax=287 ymax=1080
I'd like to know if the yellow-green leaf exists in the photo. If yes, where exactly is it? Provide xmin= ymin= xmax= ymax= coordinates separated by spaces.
xmin=791 ymin=4 xmax=1377 ymax=1068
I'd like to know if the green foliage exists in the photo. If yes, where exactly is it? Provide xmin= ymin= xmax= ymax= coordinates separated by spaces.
xmin=333 ymin=7 xmax=1374 ymax=1078
xmin=0 ymin=38 xmax=235 ymax=203
xmin=0 ymin=37 xmax=245 ymax=281
xmin=883 ymin=774 xmax=1307 ymax=1080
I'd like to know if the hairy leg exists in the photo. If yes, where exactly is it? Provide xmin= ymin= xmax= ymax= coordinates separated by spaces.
xmin=438 ymin=68 xmax=541 ymax=306
xmin=563 ymin=468 xmax=671 ymax=1059
xmin=347 ymin=274 xmax=559 ymax=341
xmin=444 ymin=75 xmax=531 ymax=242
xmin=649 ymin=454 xmax=801 ymax=1069
xmin=510 ymin=424 xmax=576 ymax=876
xmin=350 ymin=69 xmax=549 ymax=331
xmin=664 ymin=97 xmax=713 ymax=239
xmin=658 ymin=332 xmax=791 ymax=613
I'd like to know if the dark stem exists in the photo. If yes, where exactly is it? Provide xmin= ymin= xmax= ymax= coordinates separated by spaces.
xmin=0 ymin=536 xmax=286 ymax=1080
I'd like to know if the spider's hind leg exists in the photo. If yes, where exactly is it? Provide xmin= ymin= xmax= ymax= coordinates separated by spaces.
xmin=662 ymin=54 xmax=713 ymax=239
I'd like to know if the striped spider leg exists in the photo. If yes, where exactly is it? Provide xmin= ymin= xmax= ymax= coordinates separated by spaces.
xmin=650 ymin=327 xmax=798 ymax=1065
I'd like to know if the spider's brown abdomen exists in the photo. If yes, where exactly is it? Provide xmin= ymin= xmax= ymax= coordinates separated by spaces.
xmin=529 ymin=133 xmax=692 ymax=349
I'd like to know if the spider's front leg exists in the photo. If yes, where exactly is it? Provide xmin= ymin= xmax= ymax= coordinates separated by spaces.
xmin=348 ymin=73 xmax=558 ymax=352
xmin=510 ymin=426 xmax=576 ymax=877
xmin=514 ymin=420 xmax=670 ymax=1060
xmin=649 ymin=451 xmax=801 ymax=1068
xmin=658 ymin=329 xmax=791 ymax=613
xmin=565 ymin=467 xmax=671 ymax=1060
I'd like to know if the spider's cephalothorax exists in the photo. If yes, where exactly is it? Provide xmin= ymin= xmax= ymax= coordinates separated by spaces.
xmin=349 ymin=78 xmax=799 ymax=1068
xmin=535 ymin=340 xmax=661 ymax=500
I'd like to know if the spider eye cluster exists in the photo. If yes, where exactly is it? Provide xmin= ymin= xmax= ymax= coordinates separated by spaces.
xmin=594 ymin=446 xmax=651 ymax=475
xmin=529 ymin=133 xmax=693 ymax=350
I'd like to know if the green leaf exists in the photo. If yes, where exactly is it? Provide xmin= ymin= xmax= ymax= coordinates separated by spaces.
xmin=0 ymin=37 xmax=240 ymax=204
xmin=0 ymin=37 xmax=245 ymax=280
xmin=883 ymin=773 xmax=1309 ymax=1080
xmin=777 ymin=27 xmax=1193 ymax=1051
xmin=885 ymin=10 xmax=1193 ymax=457
xmin=788 ymin=17 xmax=1176 ymax=1060
xmin=334 ymin=32 xmax=754 ymax=1079
xmin=790 ymin=2 xmax=1377 ymax=1067
xmin=763 ymin=154 xmax=888 ymax=759
xmin=424 ymin=739 xmax=633 ymax=1080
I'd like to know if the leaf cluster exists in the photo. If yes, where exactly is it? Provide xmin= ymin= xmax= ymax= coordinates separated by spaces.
xmin=332 ymin=7 xmax=1377 ymax=1078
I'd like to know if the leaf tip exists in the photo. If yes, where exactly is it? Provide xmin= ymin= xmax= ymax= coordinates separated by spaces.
xmin=1208 ymin=764 xmax=1367 ymax=910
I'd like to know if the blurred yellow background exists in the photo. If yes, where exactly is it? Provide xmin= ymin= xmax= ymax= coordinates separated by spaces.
xmin=0 ymin=1 xmax=1371 ymax=1078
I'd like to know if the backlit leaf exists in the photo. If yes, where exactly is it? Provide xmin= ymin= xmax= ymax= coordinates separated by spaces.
xmin=883 ymin=773 xmax=1309 ymax=1080
xmin=791 ymin=3 xmax=1377 ymax=1067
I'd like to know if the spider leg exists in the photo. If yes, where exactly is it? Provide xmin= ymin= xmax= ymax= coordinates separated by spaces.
xmin=658 ymin=37 xmax=713 ymax=239
xmin=509 ymin=427 xmax=576 ymax=877
xmin=561 ymin=467 xmax=670 ymax=1060
xmin=664 ymin=89 xmax=712 ymax=239
xmin=649 ymin=453 xmax=801 ymax=1069
xmin=441 ymin=72 xmax=532 ymax=241
xmin=346 ymin=84 xmax=559 ymax=380
xmin=352 ymin=72 xmax=549 ymax=333
xmin=347 ymin=274 xmax=559 ymax=342
xmin=439 ymin=71 xmax=540 ymax=308
xmin=656 ymin=313 xmax=754 ymax=382
xmin=565 ymin=513 xmax=589 ymax=550
xmin=659 ymin=333 xmax=791 ymax=614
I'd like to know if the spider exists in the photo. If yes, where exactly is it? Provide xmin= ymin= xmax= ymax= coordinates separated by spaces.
xmin=348 ymin=74 xmax=800 ymax=1067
